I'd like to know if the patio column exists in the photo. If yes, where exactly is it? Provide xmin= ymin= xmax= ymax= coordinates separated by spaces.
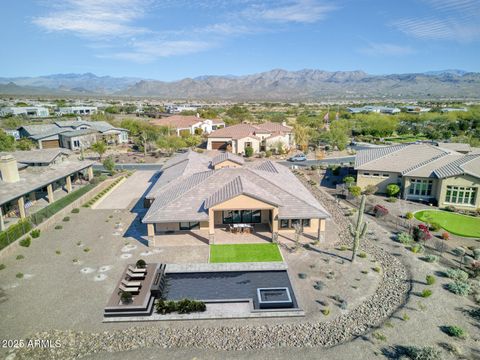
xmin=65 ymin=175 xmax=72 ymax=193
xmin=87 ymin=166 xmax=94 ymax=181
xmin=271 ymin=208 xmax=278 ymax=241
xmin=17 ymin=196 xmax=26 ymax=219
xmin=208 ymin=209 xmax=215 ymax=244
xmin=147 ymin=223 xmax=155 ymax=246
xmin=47 ymin=184 xmax=54 ymax=203
xmin=0 ymin=207 xmax=5 ymax=231
xmin=29 ymin=191 xmax=36 ymax=202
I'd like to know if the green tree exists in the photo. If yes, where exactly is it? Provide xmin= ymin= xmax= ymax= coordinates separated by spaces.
xmin=348 ymin=185 xmax=362 ymax=197
xmin=386 ymin=183 xmax=400 ymax=197
xmin=91 ymin=141 xmax=107 ymax=161
xmin=294 ymin=124 xmax=310 ymax=151
xmin=225 ymin=105 xmax=251 ymax=123
xmin=102 ymin=157 xmax=115 ymax=174
xmin=156 ymin=136 xmax=187 ymax=154
xmin=0 ymin=130 xmax=15 ymax=151
xmin=343 ymin=176 xmax=355 ymax=185
xmin=16 ymin=138 xmax=35 ymax=151
xmin=245 ymin=146 xmax=254 ymax=157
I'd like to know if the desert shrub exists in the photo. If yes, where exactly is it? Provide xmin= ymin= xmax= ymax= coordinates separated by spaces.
xmin=16 ymin=273 xmax=24 ymax=279
xmin=30 ymin=229 xmax=41 ymax=238
xmin=452 ymin=247 xmax=466 ymax=257
xmin=413 ymin=225 xmax=431 ymax=242
xmin=404 ymin=346 xmax=441 ymax=360
xmin=16 ymin=255 xmax=24 ymax=260
xmin=322 ymin=308 xmax=330 ymax=315
xmin=405 ymin=212 xmax=414 ymax=220
xmin=54 ymin=225 xmax=63 ymax=230
xmin=446 ymin=281 xmax=471 ymax=296
xmin=55 ymin=250 xmax=61 ymax=255
xmin=0 ymin=264 xmax=5 ymax=270
xmin=442 ymin=325 xmax=468 ymax=339
xmin=442 ymin=232 xmax=449 ymax=240
xmin=446 ymin=269 xmax=468 ymax=282
xmin=358 ymin=252 xmax=367 ymax=258
xmin=19 ymin=236 xmax=31 ymax=247
xmin=298 ymin=273 xmax=307 ymax=279
xmin=71 ymin=208 xmax=80 ymax=214
xmin=120 ymin=290 xmax=132 ymax=304
xmin=83 ymin=247 xmax=90 ymax=253
xmin=265 ymin=150 xmax=272 ymax=157
xmin=177 ymin=299 xmax=207 ymax=314
xmin=339 ymin=245 xmax=349 ymax=251
xmin=402 ymin=313 xmax=410 ymax=321
xmin=372 ymin=332 xmax=387 ymax=341
xmin=135 ymin=259 xmax=146 ymax=268
xmin=420 ymin=289 xmax=432 ymax=298
xmin=397 ymin=232 xmax=413 ymax=245
xmin=426 ymin=275 xmax=435 ymax=285
xmin=373 ymin=204 xmax=389 ymax=218
xmin=444 ymin=205 xmax=456 ymax=212
xmin=348 ymin=185 xmax=361 ymax=197
xmin=473 ymin=248 xmax=480 ymax=260
xmin=429 ymin=222 xmax=441 ymax=232
xmin=386 ymin=197 xmax=397 ymax=203
xmin=386 ymin=183 xmax=400 ymax=197
xmin=423 ymin=255 xmax=438 ymax=263
xmin=343 ymin=176 xmax=355 ymax=185
xmin=244 ymin=146 xmax=253 ymax=157
xmin=410 ymin=244 xmax=424 ymax=254
xmin=373 ymin=266 xmax=381 ymax=273
xmin=364 ymin=184 xmax=378 ymax=195
xmin=62 ymin=216 xmax=70 ymax=222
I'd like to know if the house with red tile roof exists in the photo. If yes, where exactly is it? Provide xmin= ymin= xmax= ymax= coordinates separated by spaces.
xmin=207 ymin=122 xmax=294 ymax=154
xmin=150 ymin=114 xmax=225 ymax=136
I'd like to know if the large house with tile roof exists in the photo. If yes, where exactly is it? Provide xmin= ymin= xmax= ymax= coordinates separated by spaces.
xmin=149 ymin=114 xmax=225 ymax=136
xmin=18 ymin=120 xmax=128 ymax=149
xmin=207 ymin=122 xmax=294 ymax=155
xmin=355 ymin=143 xmax=480 ymax=209
xmin=142 ymin=150 xmax=329 ymax=245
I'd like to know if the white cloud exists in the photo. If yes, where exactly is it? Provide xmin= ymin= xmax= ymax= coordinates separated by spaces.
xmin=359 ymin=42 xmax=415 ymax=56
xmin=33 ymin=0 xmax=150 ymax=38
xmin=105 ymin=40 xmax=215 ymax=63
xmin=253 ymin=0 xmax=337 ymax=23
xmin=392 ymin=0 xmax=480 ymax=42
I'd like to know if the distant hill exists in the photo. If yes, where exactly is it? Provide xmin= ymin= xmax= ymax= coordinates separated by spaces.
xmin=1 ymin=69 xmax=479 ymax=100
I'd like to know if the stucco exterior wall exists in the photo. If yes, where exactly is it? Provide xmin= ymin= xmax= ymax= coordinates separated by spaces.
xmin=402 ymin=177 xmax=439 ymax=201
xmin=356 ymin=170 xmax=400 ymax=193
xmin=266 ymin=134 xmax=291 ymax=151
xmin=437 ymin=174 xmax=480 ymax=209
xmin=236 ymin=137 xmax=260 ymax=155
xmin=210 ymin=194 xmax=275 ymax=211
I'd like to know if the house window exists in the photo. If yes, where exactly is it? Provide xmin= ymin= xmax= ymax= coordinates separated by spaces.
xmin=302 ymin=219 xmax=311 ymax=227
xmin=445 ymin=186 xmax=477 ymax=205
xmin=408 ymin=179 xmax=433 ymax=197
xmin=363 ymin=172 xmax=370 ymax=176
xmin=280 ymin=219 xmax=289 ymax=228
xmin=373 ymin=173 xmax=380 ymax=177
xmin=382 ymin=174 xmax=389 ymax=178
xmin=179 ymin=222 xmax=200 ymax=230
xmin=223 ymin=210 xmax=261 ymax=224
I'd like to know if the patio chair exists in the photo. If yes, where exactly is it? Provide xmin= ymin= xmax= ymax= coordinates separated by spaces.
xmin=244 ymin=227 xmax=251 ymax=234
xmin=118 ymin=284 xmax=139 ymax=293
xmin=126 ymin=270 xmax=146 ymax=279
xmin=128 ymin=265 xmax=147 ymax=273
xmin=121 ymin=279 xmax=142 ymax=287
xmin=226 ymin=225 xmax=232 ymax=232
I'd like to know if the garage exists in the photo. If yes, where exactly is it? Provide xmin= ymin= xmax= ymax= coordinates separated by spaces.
xmin=40 ymin=139 xmax=60 ymax=148
xmin=211 ymin=141 xmax=229 ymax=150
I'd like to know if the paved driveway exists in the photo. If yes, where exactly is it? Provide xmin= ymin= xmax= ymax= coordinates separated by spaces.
xmin=95 ymin=170 xmax=158 ymax=210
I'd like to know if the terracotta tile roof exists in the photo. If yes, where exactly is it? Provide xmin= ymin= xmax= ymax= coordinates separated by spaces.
xmin=211 ymin=152 xmax=245 ymax=166
xmin=208 ymin=122 xmax=292 ymax=140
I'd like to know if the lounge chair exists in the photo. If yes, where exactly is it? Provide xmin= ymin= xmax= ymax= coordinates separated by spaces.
xmin=121 ymin=279 xmax=142 ymax=287
xmin=128 ymin=265 xmax=147 ymax=273
xmin=119 ymin=284 xmax=139 ymax=293
xmin=126 ymin=270 xmax=145 ymax=279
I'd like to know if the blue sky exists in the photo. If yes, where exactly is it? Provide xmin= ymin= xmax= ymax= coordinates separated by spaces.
xmin=1 ymin=0 xmax=479 ymax=80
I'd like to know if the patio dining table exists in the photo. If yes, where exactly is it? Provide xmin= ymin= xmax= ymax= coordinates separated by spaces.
xmin=232 ymin=224 xmax=253 ymax=233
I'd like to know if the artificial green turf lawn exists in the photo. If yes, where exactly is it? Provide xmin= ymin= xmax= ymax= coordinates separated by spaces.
xmin=414 ymin=210 xmax=480 ymax=238
xmin=210 ymin=243 xmax=283 ymax=263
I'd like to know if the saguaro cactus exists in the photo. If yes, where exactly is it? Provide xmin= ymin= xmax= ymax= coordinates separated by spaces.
xmin=349 ymin=195 xmax=368 ymax=262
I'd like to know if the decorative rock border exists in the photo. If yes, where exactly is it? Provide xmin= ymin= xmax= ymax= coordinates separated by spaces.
xmin=12 ymin=172 xmax=410 ymax=360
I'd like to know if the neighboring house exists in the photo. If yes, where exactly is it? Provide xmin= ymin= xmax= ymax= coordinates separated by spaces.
xmin=0 ymin=106 xmax=49 ymax=118
xmin=207 ymin=122 xmax=294 ymax=155
xmin=59 ymin=129 xmax=99 ymax=150
xmin=18 ymin=120 xmax=128 ymax=149
xmin=0 ymin=149 xmax=94 ymax=230
xmin=404 ymin=106 xmax=431 ymax=113
xmin=150 ymin=114 xmax=225 ymax=136
xmin=57 ymin=106 xmax=98 ymax=115
xmin=142 ymin=150 xmax=330 ymax=245
xmin=440 ymin=107 xmax=467 ymax=113
xmin=435 ymin=142 xmax=471 ymax=154
xmin=354 ymin=143 xmax=480 ymax=209
xmin=347 ymin=106 xmax=401 ymax=114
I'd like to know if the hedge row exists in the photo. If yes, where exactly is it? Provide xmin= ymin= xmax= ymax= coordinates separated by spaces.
xmin=0 ymin=220 xmax=32 ymax=251
xmin=83 ymin=177 xmax=125 ymax=208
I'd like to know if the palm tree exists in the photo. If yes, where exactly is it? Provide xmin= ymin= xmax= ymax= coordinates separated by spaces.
xmin=91 ymin=141 xmax=107 ymax=161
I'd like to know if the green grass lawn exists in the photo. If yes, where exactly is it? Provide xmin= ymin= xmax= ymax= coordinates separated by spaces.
xmin=414 ymin=210 xmax=480 ymax=238
xmin=210 ymin=243 xmax=283 ymax=263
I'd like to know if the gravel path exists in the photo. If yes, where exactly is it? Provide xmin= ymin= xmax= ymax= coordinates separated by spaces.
xmin=11 ymin=173 xmax=410 ymax=360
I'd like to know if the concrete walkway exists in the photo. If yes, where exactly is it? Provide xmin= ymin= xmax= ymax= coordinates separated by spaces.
xmin=95 ymin=170 xmax=158 ymax=210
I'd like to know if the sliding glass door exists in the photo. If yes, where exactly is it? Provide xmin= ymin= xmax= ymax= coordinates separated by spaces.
xmin=223 ymin=210 xmax=262 ymax=224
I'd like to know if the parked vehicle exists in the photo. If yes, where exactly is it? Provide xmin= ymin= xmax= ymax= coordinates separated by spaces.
xmin=288 ymin=154 xmax=307 ymax=162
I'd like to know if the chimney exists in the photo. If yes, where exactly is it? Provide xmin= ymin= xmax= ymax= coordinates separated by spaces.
xmin=196 ymin=113 xmax=200 ymax=118
xmin=282 ymin=121 xmax=287 ymax=127
xmin=0 ymin=155 xmax=20 ymax=183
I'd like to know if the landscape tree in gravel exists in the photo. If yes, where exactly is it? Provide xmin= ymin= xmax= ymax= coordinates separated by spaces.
xmin=349 ymin=194 xmax=368 ymax=262
xmin=91 ymin=141 xmax=107 ymax=161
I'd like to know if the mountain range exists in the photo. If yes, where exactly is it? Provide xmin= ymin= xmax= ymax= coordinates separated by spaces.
xmin=1 ymin=69 xmax=479 ymax=100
